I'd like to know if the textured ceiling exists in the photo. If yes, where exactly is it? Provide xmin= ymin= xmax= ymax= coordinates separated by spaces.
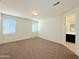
xmin=0 ymin=0 xmax=79 ymax=20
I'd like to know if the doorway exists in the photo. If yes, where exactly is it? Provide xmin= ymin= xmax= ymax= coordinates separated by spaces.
xmin=65 ymin=14 xmax=75 ymax=52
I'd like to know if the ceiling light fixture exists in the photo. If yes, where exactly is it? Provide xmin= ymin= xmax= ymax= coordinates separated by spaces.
xmin=32 ymin=10 xmax=39 ymax=16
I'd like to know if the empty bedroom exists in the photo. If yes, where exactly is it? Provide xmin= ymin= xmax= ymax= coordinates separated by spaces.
xmin=0 ymin=0 xmax=79 ymax=59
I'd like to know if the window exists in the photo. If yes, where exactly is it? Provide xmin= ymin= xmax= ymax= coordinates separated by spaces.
xmin=3 ymin=19 xmax=16 ymax=34
xmin=32 ymin=22 xmax=38 ymax=32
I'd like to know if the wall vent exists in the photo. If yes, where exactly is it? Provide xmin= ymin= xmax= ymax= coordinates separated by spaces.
xmin=53 ymin=2 xmax=60 ymax=6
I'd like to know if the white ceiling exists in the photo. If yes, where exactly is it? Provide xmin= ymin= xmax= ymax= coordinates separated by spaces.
xmin=0 ymin=0 xmax=79 ymax=20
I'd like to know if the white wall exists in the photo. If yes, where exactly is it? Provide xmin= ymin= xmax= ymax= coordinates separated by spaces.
xmin=38 ymin=16 xmax=65 ymax=44
xmin=76 ymin=6 xmax=79 ymax=56
xmin=38 ymin=8 xmax=77 ymax=45
xmin=0 ymin=14 xmax=38 ymax=44
xmin=38 ymin=7 xmax=79 ymax=56
xmin=63 ymin=7 xmax=79 ymax=55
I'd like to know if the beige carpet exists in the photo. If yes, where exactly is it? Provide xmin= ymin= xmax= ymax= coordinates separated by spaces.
xmin=0 ymin=37 xmax=78 ymax=59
